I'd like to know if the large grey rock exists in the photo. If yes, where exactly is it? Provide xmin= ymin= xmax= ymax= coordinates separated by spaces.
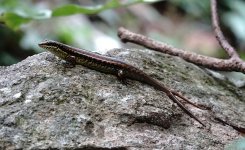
xmin=0 ymin=49 xmax=244 ymax=150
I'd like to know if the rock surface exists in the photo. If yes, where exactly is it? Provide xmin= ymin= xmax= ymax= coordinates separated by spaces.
xmin=0 ymin=49 xmax=244 ymax=150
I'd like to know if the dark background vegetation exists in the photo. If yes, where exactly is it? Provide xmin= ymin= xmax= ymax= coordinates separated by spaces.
xmin=0 ymin=0 xmax=245 ymax=66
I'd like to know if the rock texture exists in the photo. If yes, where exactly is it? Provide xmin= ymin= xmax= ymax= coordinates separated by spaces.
xmin=0 ymin=49 xmax=244 ymax=150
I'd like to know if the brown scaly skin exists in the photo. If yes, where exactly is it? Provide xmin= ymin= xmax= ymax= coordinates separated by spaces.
xmin=39 ymin=40 xmax=206 ymax=127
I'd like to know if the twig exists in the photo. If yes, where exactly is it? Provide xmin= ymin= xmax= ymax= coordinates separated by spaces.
xmin=211 ymin=0 xmax=239 ymax=59
xmin=118 ymin=0 xmax=245 ymax=74
xmin=215 ymin=117 xmax=245 ymax=134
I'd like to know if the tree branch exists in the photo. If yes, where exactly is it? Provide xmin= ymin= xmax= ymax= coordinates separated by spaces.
xmin=211 ymin=0 xmax=239 ymax=59
xmin=118 ymin=0 xmax=245 ymax=74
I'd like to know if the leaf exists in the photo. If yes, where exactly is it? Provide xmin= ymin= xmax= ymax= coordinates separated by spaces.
xmin=0 ymin=0 xmax=162 ymax=30
xmin=52 ymin=0 xmax=138 ymax=17
xmin=0 ymin=0 xmax=51 ymax=30
xmin=52 ymin=4 xmax=101 ymax=16
xmin=1 ymin=12 xmax=30 ymax=30
xmin=52 ymin=0 xmax=164 ymax=17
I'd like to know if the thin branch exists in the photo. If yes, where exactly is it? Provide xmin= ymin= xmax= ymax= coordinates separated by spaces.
xmin=118 ymin=27 xmax=245 ymax=72
xmin=211 ymin=0 xmax=239 ymax=59
xmin=117 ymin=0 xmax=245 ymax=74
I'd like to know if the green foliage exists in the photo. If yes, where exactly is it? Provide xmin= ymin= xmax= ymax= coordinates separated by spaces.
xmin=0 ymin=51 xmax=19 ymax=65
xmin=169 ymin=0 xmax=210 ymax=18
xmin=0 ymin=0 xmax=162 ymax=30
xmin=52 ymin=0 xmax=126 ymax=16
xmin=1 ymin=13 xmax=30 ymax=30
xmin=223 ymin=0 xmax=245 ymax=42
xmin=0 ymin=0 xmax=51 ymax=30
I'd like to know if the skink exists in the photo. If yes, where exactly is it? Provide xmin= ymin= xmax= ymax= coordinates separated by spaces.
xmin=39 ymin=40 xmax=205 ymax=127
